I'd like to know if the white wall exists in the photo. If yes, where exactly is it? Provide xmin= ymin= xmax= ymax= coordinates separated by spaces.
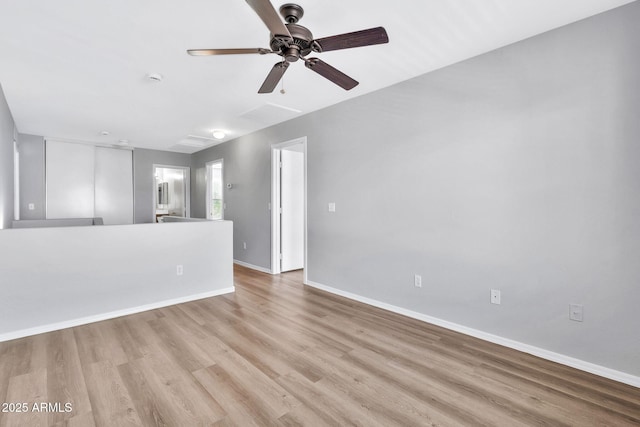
xmin=0 ymin=221 xmax=233 ymax=340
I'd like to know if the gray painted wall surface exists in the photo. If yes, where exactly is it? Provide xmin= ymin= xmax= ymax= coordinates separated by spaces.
xmin=17 ymin=133 xmax=45 ymax=220
xmin=192 ymin=2 xmax=640 ymax=376
xmin=192 ymin=138 xmax=271 ymax=267
xmin=0 ymin=84 xmax=15 ymax=229
xmin=132 ymin=148 xmax=191 ymax=223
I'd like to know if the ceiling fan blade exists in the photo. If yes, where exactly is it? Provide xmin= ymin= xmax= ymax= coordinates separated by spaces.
xmin=245 ymin=0 xmax=292 ymax=42
xmin=187 ymin=48 xmax=272 ymax=56
xmin=304 ymin=58 xmax=358 ymax=90
xmin=258 ymin=61 xmax=290 ymax=93
xmin=313 ymin=27 xmax=389 ymax=52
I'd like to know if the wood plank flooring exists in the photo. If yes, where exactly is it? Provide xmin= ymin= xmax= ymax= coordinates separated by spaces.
xmin=1 ymin=264 xmax=639 ymax=426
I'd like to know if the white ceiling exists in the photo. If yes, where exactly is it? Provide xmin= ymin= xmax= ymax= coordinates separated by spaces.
xmin=0 ymin=0 xmax=634 ymax=153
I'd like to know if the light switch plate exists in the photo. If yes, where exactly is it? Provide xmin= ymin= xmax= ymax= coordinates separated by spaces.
xmin=328 ymin=202 xmax=336 ymax=212
xmin=490 ymin=289 xmax=501 ymax=305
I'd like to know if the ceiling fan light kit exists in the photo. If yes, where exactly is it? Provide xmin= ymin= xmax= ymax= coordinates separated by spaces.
xmin=187 ymin=0 xmax=388 ymax=93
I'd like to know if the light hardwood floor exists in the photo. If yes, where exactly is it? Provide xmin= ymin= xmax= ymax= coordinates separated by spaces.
xmin=1 ymin=265 xmax=639 ymax=426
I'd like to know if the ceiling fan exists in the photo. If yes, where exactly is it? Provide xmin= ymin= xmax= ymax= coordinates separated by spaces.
xmin=187 ymin=1 xmax=389 ymax=93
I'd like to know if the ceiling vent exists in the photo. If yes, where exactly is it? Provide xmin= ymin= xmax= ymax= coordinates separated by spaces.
xmin=239 ymin=103 xmax=301 ymax=125
xmin=175 ymin=134 xmax=218 ymax=148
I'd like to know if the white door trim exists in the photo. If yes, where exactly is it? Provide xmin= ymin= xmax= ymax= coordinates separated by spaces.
xmin=13 ymin=140 xmax=20 ymax=221
xmin=205 ymin=159 xmax=224 ymax=220
xmin=271 ymin=136 xmax=307 ymax=284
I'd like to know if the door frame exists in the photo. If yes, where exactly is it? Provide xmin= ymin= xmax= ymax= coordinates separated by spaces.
xmin=205 ymin=159 xmax=224 ymax=220
xmin=13 ymin=139 xmax=19 ymax=221
xmin=271 ymin=136 xmax=307 ymax=284
xmin=152 ymin=164 xmax=191 ymax=219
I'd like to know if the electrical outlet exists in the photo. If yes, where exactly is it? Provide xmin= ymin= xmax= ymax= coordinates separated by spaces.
xmin=328 ymin=202 xmax=336 ymax=212
xmin=414 ymin=274 xmax=422 ymax=288
xmin=490 ymin=289 xmax=501 ymax=305
xmin=243 ymin=242 xmax=247 ymax=250
xmin=176 ymin=265 xmax=183 ymax=276
xmin=569 ymin=304 xmax=583 ymax=322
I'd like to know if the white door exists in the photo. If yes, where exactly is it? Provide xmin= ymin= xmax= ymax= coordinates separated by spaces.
xmin=94 ymin=147 xmax=133 ymax=224
xmin=46 ymin=140 xmax=133 ymax=224
xmin=46 ymin=140 xmax=95 ymax=219
xmin=280 ymin=149 xmax=304 ymax=272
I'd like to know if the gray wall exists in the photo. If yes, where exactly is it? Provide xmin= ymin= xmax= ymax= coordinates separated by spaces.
xmin=192 ymin=138 xmax=272 ymax=267
xmin=133 ymin=148 xmax=191 ymax=223
xmin=192 ymin=2 xmax=640 ymax=377
xmin=0 ymin=84 xmax=15 ymax=229
xmin=17 ymin=133 xmax=45 ymax=219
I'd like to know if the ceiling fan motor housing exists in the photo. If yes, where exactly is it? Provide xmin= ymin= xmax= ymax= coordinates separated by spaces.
xmin=270 ymin=23 xmax=313 ymax=61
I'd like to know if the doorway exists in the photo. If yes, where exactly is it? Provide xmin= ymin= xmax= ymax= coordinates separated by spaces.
xmin=271 ymin=137 xmax=307 ymax=283
xmin=153 ymin=165 xmax=190 ymax=221
xmin=206 ymin=159 xmax=224 ymax=220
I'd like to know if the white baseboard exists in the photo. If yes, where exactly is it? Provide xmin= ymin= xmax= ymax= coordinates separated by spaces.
xmin=234 ymin=259 xmax=272 ymax=274
xmin=305 ymin=280 xmax=640 ymax=389
xmin=0 ymin=287 xmax=235 ymax=343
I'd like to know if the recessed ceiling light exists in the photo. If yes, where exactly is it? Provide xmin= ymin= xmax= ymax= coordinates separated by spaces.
xmin=118 ymin=139 xmax=129 ymax=145
xmin=100 ymin=130 xmax=110 ymax=136
xmin=212 ymin=130 xmax=226 ymax=140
